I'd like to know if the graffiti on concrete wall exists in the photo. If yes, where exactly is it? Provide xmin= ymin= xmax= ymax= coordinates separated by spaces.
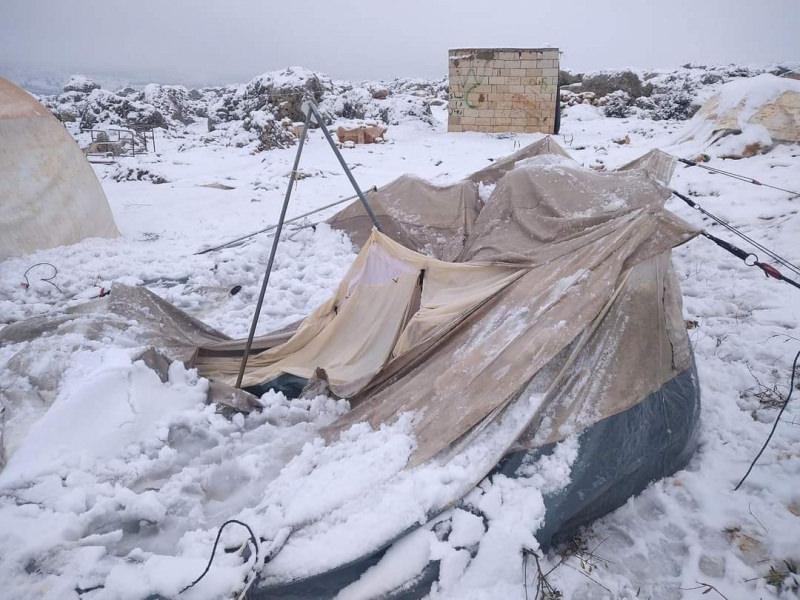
xmin=448 ymin=66 xmax=485 ymax=116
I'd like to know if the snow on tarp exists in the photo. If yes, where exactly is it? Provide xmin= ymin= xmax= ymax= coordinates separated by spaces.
xmin=674 ymin=73 xmax=800 ymax=157
xmin=326 ymin=175 xmax=482 ymax=261
xmin=0 ymin=140 xmax=700 ymax=598
xmin=0 ymin=77 xmax=119 ymax=260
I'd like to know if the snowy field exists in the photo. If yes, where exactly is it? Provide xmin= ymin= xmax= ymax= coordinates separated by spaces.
xmin=1 ymin=71 xmax=799 ymax=599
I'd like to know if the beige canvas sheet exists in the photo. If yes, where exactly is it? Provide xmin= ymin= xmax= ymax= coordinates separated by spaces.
xmin=0 ymin=77 xmax=119 ymax=260
xmin=326 ymin=175 xmax=481 ymax=260
xmin=693 ymin=89 xmax=800 ymax=143
xmin=199 ymin=156 xmax=698 ymax=465
xmin=194 ymin=232 xmax=523 ymax=397
xmin=326 ymin=136 xmax=571 ymax=262
xmin=467 ymin=136 xmax=572 ymax=184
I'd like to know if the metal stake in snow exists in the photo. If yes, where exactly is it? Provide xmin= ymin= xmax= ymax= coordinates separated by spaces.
xmin=234 ymin=99 xmax=381 ymax=389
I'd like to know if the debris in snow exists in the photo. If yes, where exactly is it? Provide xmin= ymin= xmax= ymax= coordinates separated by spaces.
xmin=336 ymin=124 xmax=388 ymax=145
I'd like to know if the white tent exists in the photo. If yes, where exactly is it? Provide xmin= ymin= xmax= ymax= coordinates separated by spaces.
xmin=0 ymin=77 xmax=118 ymax=260
xmin=676 ymin=74 xmax=800 ymax=157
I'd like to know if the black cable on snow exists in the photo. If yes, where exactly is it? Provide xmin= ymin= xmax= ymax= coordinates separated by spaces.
xmin=734 ymin=349 xmax=800 ymax=491
xmin=179 ymin=519 xmax=259 ymax=595
xmin=22 ymin=262 xmax=63 ymax=293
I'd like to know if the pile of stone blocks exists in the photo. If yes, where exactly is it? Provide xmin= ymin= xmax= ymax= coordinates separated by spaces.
xmin=448 ymin=48 xmax=559 ymax=133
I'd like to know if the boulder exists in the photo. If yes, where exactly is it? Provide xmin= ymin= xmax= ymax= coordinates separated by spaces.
xmin=245 ymin=111 xmax=296 ymax=151
xmin=63 ymin=74 xmax=101 ymax=94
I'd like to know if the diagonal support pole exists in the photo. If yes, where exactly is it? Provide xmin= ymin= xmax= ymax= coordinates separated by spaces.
xmin=234 ymin=106 xmax=313 ymax=388
xmin=234 ymin=98 xmax=383 ymax=389
xmin=306 ymin=101 xmax=382 ymax=231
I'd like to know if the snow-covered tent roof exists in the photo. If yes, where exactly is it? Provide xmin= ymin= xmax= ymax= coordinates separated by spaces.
xmin=676 ymin=74 xmax=800 ymax=156
xmin=326 ymin=175 xmax=482 ymax=262
xmin=0 ymin=77 xmax=119 ymax=260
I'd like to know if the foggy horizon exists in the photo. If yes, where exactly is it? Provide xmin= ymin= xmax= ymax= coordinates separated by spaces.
xmin=2 ymin=0 xmax=798 ymax=91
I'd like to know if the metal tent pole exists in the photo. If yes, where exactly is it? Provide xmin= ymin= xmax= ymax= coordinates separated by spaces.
xmin=233 ymin=98 xmax=384 ymax=389
xmin=234 ymin=106 xmax=313 ymax=389
xmin=306 ymin=101 xmax=382 ymax=231
xmin=195 ymin=187 xmax=377 ymax=255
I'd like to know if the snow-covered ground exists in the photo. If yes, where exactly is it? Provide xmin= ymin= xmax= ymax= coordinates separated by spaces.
xmin=1 ymin=70 xmax=799 ymax=599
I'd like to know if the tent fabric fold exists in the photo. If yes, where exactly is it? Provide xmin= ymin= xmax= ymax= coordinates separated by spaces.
xmin=193 ymin=232 xmax=523 ymax=397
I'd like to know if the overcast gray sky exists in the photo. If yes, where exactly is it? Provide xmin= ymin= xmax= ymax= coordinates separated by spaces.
xmin=1 ymin=0 xmax=798 ymax=87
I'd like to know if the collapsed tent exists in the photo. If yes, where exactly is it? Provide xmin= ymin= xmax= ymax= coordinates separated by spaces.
xmin=676 ymin=73 xmax=800 ymax=157
xmin=201 ymin=141 xmax=701 ymax=597
xmin=0 ymin=77 xmax=119 ymax=260
xmin=0 ymin=138 xmax=701 ymax=599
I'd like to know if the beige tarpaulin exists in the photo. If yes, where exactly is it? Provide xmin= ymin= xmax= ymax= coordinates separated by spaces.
xmin=467 ymin=136 xmax=572 ymax=184
xmin=326 ymin=174 xmax=481 ymax=261
xmin=677 ymin=74 xmax=800 ymax=147
xmin=194 ymin=232 xmax=523 ymax=397
xmin=0 ymin=77 xmax=119 ymax=260
xmin=198 ymin=154 xmax=698 ymax=465
xmin=325 ymin=136 xmax=570 ymax=260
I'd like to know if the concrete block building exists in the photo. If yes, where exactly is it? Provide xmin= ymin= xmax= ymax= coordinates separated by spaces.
xmin=448 ymin=47 xmax=560 ymax=134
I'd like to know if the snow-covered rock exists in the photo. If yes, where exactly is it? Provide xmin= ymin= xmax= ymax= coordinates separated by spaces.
xmin=62 ymin=74 xmax=100 ymax=94
xmin=142 ymin=84 xmax=196 ymax=125
xmin=79 ymin=88 xmax=168 ymax=130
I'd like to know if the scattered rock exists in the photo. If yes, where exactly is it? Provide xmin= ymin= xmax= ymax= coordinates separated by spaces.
xmin=143 ymin=84 xmax=196 ymax=125
xmin=80 ymin=89 xmax=168 ymax=130
xmin=198 ymin=182 xmax=236 ymax=190
xmin=724 ymin=527 xmax=769 ymax=566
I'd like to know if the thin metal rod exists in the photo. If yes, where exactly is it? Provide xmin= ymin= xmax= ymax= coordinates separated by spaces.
xmin=307 ymin=101 xmax=382 ymax=231
xmin=195 ymin=187 xmax=377 ymax=255
xmin=234 ymin=106 xmax=313 ymax=388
